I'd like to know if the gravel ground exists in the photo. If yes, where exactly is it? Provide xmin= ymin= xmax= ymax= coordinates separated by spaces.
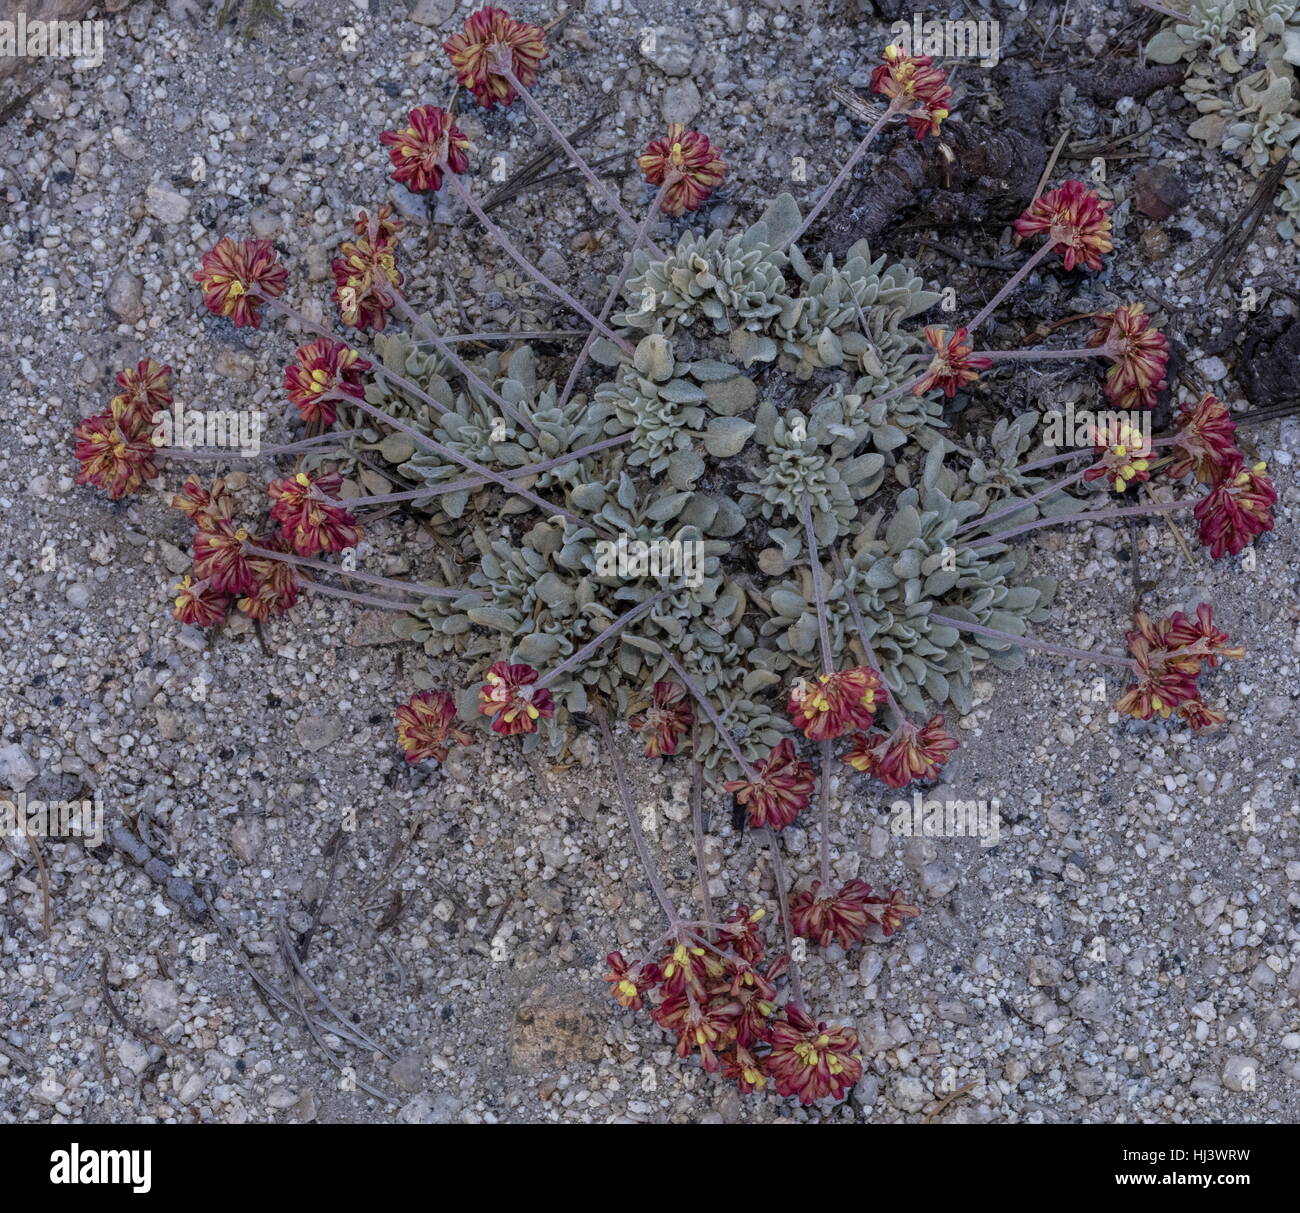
xmin=1 ymin=0 xmax=1298 ymax=1125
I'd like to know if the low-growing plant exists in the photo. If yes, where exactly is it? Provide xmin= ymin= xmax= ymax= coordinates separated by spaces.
xmin=74 ymin=7 xmax=1275 ymax=1106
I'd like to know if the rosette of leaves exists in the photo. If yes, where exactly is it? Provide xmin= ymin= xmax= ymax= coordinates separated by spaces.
xmin=946 ymin=411 xmax=1073 ymax=519
xmin=757 ymin=448 xmax=1055 ymax=715
xmin=364 ymin=332 xmax=610 ymax=521
xmin=617 ymin=221 xmax=789 ymax=335
xmin=594 ymin=334 xmax=760 ymax=488
xmin=1147 ymin=1 xmax=1300 ymax=242
xmin=771 ymin=240 xmax=940 ymax=380
xmin=740 ymin=392 xmax=888 ymax=551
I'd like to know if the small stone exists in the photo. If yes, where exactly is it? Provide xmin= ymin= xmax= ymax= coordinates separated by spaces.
xmin=919 ymin=860 xmax=958 ymax=899
xmin=117 ymin=1038 xmax=151 ymax=1076
xmin=408 ymin=0 xmax=457 ymax=27
xmin=229 ymin=817 xmax=264 ymax=863
xmin=398 ymin=1091 xmax=462 ymax=1124
xmin=106 ymin=268 xmax=145 ymax=322
xmin=388 ymin=1052 xmax=425 ymax=1094
xmin=0 ymin=744 xmax=38 ymax=792
xmin=140 ymin=979 xmax=179 ymax=1029
xmin=66 ymin=583 xmax=91 ymax=609
xmin=1134 ymin=164 xmax=1189 ymax=220
xmin=1221 ymin=1055 xmax=1258 ymax=1092
xmin=145 ymin=181 xmax=191 ymax=225
xmin=642 ymin=26 xmax=694 ymax=76
xmin=111 ymin=127 xmax=147 ymax=161
xmin=662 ymin=80 xmax=701 ymax=125
xmin=295 ymin=716 xmax=343 ymax=753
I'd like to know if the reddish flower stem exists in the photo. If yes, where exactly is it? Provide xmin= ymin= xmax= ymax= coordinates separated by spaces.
xmin=966 ymin=241 xmax=1055 ymax=335
xmin=388 ymin=291 xmax=541 ymax=438
xmin=298 ymin=580 xmax=416 ymax=611
xmin=494 ymin=59 xmax=661 ymax=254
xmin=346 ymin=434 xmax=633 ymax=508
xmin=761 ymin=828 xmax=806 ymax=1007
xmin=243 ymin=542 xmax=470 ymax=600
xmin=658 ymin=649 xmax=758 ymax=781
xmin=689 ymin=753 xmax=713 ymax=927
xmin=559 ymin=177 xmax=673 ymax=408
xmin=928 ymin=612 xmax=1137 ymax=669
xmin=969 ymin=496 xmax=1197 ymax=549
xmin=799 ymin=495 xmax=835 ymax=673
xmin=154 ymin=430 xmax=365 ymax=460
xmin=817 ymin=740 xmax=834 ymax=887
xmin=975 ymin=345 xmax=1111 ymax=363
xmin=828 ymin=548 xmax=905 ymax=722
xmin=954 ymin=466 xmax=1094 ymax=536
xmin=594 ymin=705 xmax=682 ymax=927
xmin=535 ymin=590 xmax=673 ymax=690
xmin=781 ymin=94 xmax=906 ymax=252
xmin=443 ymin=172 xmax=633 ymax=355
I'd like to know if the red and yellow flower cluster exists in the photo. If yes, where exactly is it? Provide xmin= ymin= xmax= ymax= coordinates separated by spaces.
xmin=1014 ymin=179 xmax=1114 ymax=272
xmin=169 ymin=476 xmax=300 ymax=626
xmin=283 ymin=338 xmax=371 ymax=427
xmin=380 ymin=105 xmax=471 ymax=194
xmin=638 ymin=125 xmax=727 ymax=216
xmin=790 ymin=879 xmax=919 ymax=948
xmin=870 ymin=45 xmax=952 ymax=139
xmin=1115 ymin=603 xmax=1244 ymax=731
xmin=395 ymin=690 xmax=474 ymax=764
xmin=332 ymin=206 xmax=404 ymax=332
xmin=193 ymin=237 xmax=288 ymax=328
xmin=912 ymin=327 xmax=991 ymax=399
xmin=443 ymin=5 xmax=548 ymax=109
xmin=604 ymin=909 xmax=863 ymax=1104
xmin=73 ymin=359 xmax=170 ymax=499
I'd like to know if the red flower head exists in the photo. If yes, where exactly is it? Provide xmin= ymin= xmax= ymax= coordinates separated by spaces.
xmin=267 ymin=470 xmax=363 ymax=557
xmin=1083 ymin=415 xmax=1153 ymax=493
xmin=112 ymin=359 xmax=173 ymax=427
xmin=478 ymin=660 xmax=555 ymax=735
xmin=651 ymin=990 xmax=732 ymax=1073
xmin=193 ymin=237 xmax=288 ymax=328
xmin=603 ymin=951 xmax=657 ymax=1011
xmin=911 ymin=327 xmax=991 ymax=398
xmin=1112 ymin=606 xmax=1242 ymax=726
xmin=172 ymin=575 xmax=230 ymax=628
xmin=1013 ymin=180 xmax=1114 ymax=272
xmin=73 ymin=398 xmax=160 ymax=500
xmin=723 ymin=739 xmax=816 ymax=831
xmin=395 ymin=690 xmax=473 ymax=765
xmin=380 ymin=105 xmax=472 ymax=194
xmin=787 ymin=666 xmax=883 ymax=742
xmin=170 ymin=475 xmax=235 ymax=532
xmin=1087 ymin=303 xmax=1169 ymax=410
xmin=638 ymin=125 xmax=727 ymax=216
xmin=237 ymin=540 xmax=302 ymax=621
xmin=1193 ymin=458 xmax=1276 ymax=560
xmin=444 ymin=6 xmax=548 ymax=109
xmin=767 ymin=1006 xmax=862 ymax=1104
xmin=193 ymin=519 xmax=257 ymax=596
xmin=1169 ymin=393 xmax=1239 ymax=485
xmin=628 ymin=681 xmax=694 ymax=758
xmin=870 ymin=45 xmax=952 ymax=139
xmin=1164 ymin=603 xmax=1244 ymax=670
xmin=721 ymin=1044 xmax=770 ymax=1095
xmin=791 ymin=879 xmax=920 ymax=949
xmin=284 ymin=338 xmax=372 ymax=426
xmin=843 ymin=714 xmax=958 ymax=788
xmin=332 ymin=208 xmax=403 ymax=332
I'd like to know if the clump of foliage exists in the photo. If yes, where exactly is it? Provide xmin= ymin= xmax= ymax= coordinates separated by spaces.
xmin=74 ymin=8 xmax=1274 ymax=1106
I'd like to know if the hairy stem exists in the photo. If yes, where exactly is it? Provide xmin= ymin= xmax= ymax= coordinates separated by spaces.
xmin=969 ymin=495 xmax=1197 ymax=549
xmin=800 ymin=495 xmax=835 ymax=672
xmin=243 ymin=542 xmax=471 ymax=600
xmin=690 ymin=754 xmax=713 ymax=927
xmin=928 ymin=612 xmax=1137 ymax=669
xmin=782 ymin=94 xmax=905 ymax=252
xmin=817 ymin=740 xmax=834 ymax=887
xmin=954 ymin=466 xmax=1093 ymax=536
xmin=659 ymin=649 xmax=757 ymax=780
xmin=966 ymin=241 xmax=1054 ymax=335
xmin=444 ymin=172 xmax=633 ymax=354
xmin=559 ymin=178 xmax=672 ymax=408
xmin=762 ymin=829 xmax=805 ymax=1007
xmin=536 ymin=590 xmax=673 ymax=689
